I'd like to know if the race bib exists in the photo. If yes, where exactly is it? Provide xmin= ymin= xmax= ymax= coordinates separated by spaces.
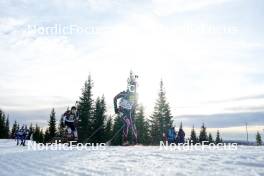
xmin=119 ymin=99 xmax=133 ymax=110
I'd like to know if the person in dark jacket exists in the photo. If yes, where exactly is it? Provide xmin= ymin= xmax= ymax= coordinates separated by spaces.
xmin=114 ymin=72 xmax=138 ymax=145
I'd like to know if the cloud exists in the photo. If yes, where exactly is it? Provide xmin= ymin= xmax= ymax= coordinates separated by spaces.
xmin=207 ymin=94 xmax=264 ymax=103
xmin=1 ymin=12 xmax=264 ymax=117
xmin=152 ymin=0 xmax=234 ymax=16
xmin=0 ymin=95 xmax=74 ymax=110
xmin=0 ymin=0 xmax=264 ymax=135
xmin=7 ymin=107 xmax=67 ymax=128
xmin=174 ymin=112 xmax=264 ymax=128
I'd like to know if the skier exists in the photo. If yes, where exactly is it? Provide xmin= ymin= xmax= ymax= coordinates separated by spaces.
xmin=167 ymin=127 xmax=176 ymax=144
xmin=16 ymin=125 xmax=27 ymax=146
xmin=62 ymin=106 xmax=79 ymax=140
xmin=114 ymin=72 xmax=138 ymax=145
xmin=162 ymin=132 xmax=167 ymax=144
xmin=177 ymin=126 xmax=185 ymax=144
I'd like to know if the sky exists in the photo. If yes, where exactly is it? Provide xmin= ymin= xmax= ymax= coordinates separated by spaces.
xmin=0 ymin=0 xmax=264 ymax=141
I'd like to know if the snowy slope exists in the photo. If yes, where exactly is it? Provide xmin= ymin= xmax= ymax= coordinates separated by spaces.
xmin=0 ymin=140 xmax=263 ymax=176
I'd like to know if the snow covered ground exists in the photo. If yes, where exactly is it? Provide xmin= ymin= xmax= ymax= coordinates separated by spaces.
xmin=0 ymin=140 xmax=263 ymax=176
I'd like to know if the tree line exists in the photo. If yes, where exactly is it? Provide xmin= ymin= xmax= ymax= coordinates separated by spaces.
xmin=189 ymin=123 xmax=223 ymax=145
xmin=0 ymin=75 xmax=263 ymax=145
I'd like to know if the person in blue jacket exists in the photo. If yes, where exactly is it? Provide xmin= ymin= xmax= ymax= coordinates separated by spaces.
xmin=167 ymin=126 xmax=176 ymax=144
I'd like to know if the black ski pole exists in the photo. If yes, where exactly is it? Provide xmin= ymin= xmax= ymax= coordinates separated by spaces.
xmin=106 ymin=124 xmax=125 ymax=146
xmin=83 ymin=125 xmax=103 ymax=143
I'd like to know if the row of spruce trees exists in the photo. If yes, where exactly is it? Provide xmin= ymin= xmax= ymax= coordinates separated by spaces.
xmin=1 ymin=75 xmax=262 ymax=145
xmin=189 ymin=123 xmax=223 ymax=144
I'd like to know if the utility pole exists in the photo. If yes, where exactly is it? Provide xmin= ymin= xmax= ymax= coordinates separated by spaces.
xmin=245 ymin=122 xmax=249 ymax=145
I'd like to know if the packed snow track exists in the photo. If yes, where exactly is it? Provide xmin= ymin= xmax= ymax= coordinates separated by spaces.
xmin=0 ymin=140 xmax=263 ymax=176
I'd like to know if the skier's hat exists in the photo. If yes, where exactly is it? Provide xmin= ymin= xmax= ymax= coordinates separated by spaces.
xmin=71 ymin=106 xmax=77 ymax=110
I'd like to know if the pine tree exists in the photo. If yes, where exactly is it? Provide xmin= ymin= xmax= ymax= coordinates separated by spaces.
xmin=256 ymin=131 xmax=262 ymax=146
xmin=28 ymin=123 xmax=34 ymax=140
xmin=92 ymin=96 xmax=106 ymax=143
xmin=44 ymin=129 xmax=50 ymax=143
xmin=104 ymin=116 xmax=113 ymax=142
xmin=176 ymin=122 xmax=185 ymax=144
xmin=58 ymin=116 xmax=65 ymax=137
xmin=208 ymin=133 xmax=214 ymax=144
xmin=11 ymin=121 xmax=18 ymax=139
xmin=111 ymin=115 xmax=123 ymax=145
xmin=135 ymin=105 xmax=150 ymax=145
xmin=0 ymin=110 xmax=5 ymax=138
xmin=33 ymin=124 xmax=43 ymax=143
xmin=39 ymin=129 xmax=44 ymax=143
xmin=78 ymin=75 xmax=94 ymax=142
xmin=17 ymin=124 xmax=20 ymax=131
xmin=3 ymin=115 xmax=9 ymax=138
xmin=190 ymin=125 xmax=198 ymax=144
xmin=0 ymin=112 xmax=9 ymax=139
xmin=149 ymin=115 xmax=159 ymax=145
xmin=199 ymin=123 xmax=208 ymax=144
xmin=150 ymin=80 xmax=173 ymax=145
xmin=215 ymin=130 xmax=221 ymax=144
xmin=143 ymin=119 xmax=151 ymax=145
xmin=48 ymin=108 xmax=56 ymax=140
xmin=33 ymin=124 xmax=38 ymax=142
